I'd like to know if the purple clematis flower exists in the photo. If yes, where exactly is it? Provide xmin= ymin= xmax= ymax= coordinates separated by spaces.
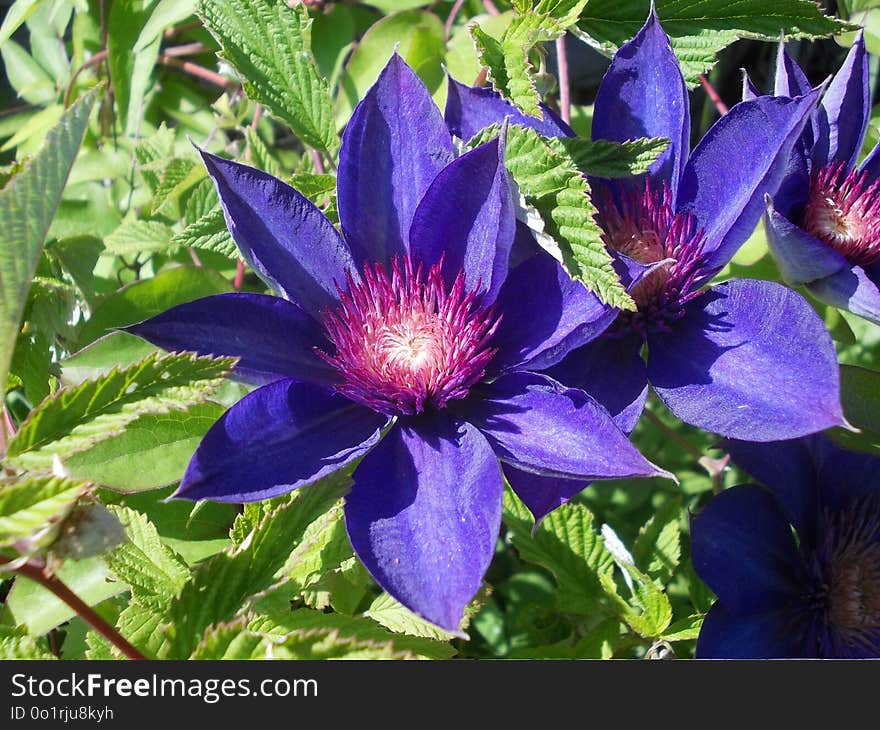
xmin=446 ymin=12 xmax=845 ymax=443
xmin=124 ymin=54 xmax=668 ymax=632
xmin=444 ymin=12 xmax=846 ymax=521
xmin=692 ymin=435 xmax=880 ymax=659
xmin=754 ymin=35 xmax=880 ymax=326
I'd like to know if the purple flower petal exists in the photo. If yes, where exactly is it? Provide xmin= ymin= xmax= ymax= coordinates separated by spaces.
xmin=696 ymin=602 xmax=797 ymax=659
xmin=491 ymin=249 xmax=617 ymax=372
xmin=545 ymin=330 xmax=649 ymax=435
xmin=345 ymin=415 xmax=503 ymax=633
xmin=806 ymin=262 xmax=880 ymax=326
xmin=591 ymin=10 xmax=689 ymax=198
xmin=774 ymin=43 xmax=817 ymax=153
xmin=764 ymin=199 xmax=849 ymax=285
xmin=691 ymin=484 xmax=805 ymax=615
xmin=199 ymin=150 xmax=355 ymax=319
xmin=125 ymin=293 xmax=336 ymax=387
xmin=503 ymin=465 xmax=587 ymax=526
xmin=175 ymin=379 xmax=388 ymax=502
xmin=444 ymin=75 xmax=574 ymax=141
xmin=741 ymin=69 xmax=760 ymax=101
xmin=338 ymin=54 xmax=455 ymax=267
xmin=677 ymin=90 xmax=821 ymax=274
xmin=409 ymin=137 xmax=516 ymax=303
xmin=647 ymin=279 xmax=845 ymax=441
xmin=451 ymin=371 xmax=664 ymax=481
xmin=859 ymin=139 xmax=880 ymax=180
xmin=814 ymin=34 xmax=869 ymax=170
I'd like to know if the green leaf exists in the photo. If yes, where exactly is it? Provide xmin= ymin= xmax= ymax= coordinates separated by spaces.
xmin=0 ymin=476 xmax=88 ymax=551
xmin=0 ymin=39 xmax=57 ymax=105
xmin=500 ymin=124 xmax=634 ymax=310
xmin=64 ymin=402 xmax=225 ymax=492
xmin=829 ymin=365 xmax=880 ymax=455
xmin=0 ymin=625 xmax=56 ymax=659
xmin=103 ymin=219 xmax=175 ymax=257
xmin=289 ymin=172 xmax=337 ymax=205
xmin=0 ymin=89 xmax=95 ymax=397
xmin=602 ymin=562 xmax=673 ymax=638
xmin=164 ymin=473 xmax=350 ymax=658
xmin=244 ymin=127 xmax=283 ymax=179
xmin=661 ymin=613 xmax=703 ymax=642
xmin=576 ymin=0 xmax=854 ymax=84
xmin=61 ymin=332 xmax=158 ymax=385
xmin=632 ymin=498 xmax=681 ymax=584
xmin=150 ymin=157 xmax=205 ymax=214
xmin=367 ymin=592 xmax=457 ymax=642
xmin=503 ymin=488 xmax=616 ymax=615
xmin=0 ymin=0 xmax=43 ymax=48
xmin=171 ymin=208 xmax=238 ymax=260
xmin=561 ymin=137 xmax=669 ymax=178
xmin=7 ymin=351 xmax=234 ymax=471
xmin=198 ymin=0 xmax=338 ymax=155
xmin=77 ymin=265 xmax=232 ymax=344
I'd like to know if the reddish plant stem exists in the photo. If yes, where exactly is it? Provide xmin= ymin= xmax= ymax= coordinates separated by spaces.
xmin=474 ymin=66 xmax=488 ymax=87
xmin=310 ymin=148 xmax=326 ymax=175
xmin=64 ymin=49 xmax=109 ymax=107
xmin=188 ymin=248 xmax=203 ymax=267
xmin=482 ymin=0 xmax=500 ymax=15
xmin=161 ymin=41 xmax=208 ymax=58
xmin=445 ymin=0 xmax=467 ymax=40
xmin=233 ymin=260 xmax=246 ymax=291
xmin=555 ymin=35 xmax=571 ymax=124
xmin=699 ymin=74 xmax=728 ymax=115
xmin=163 ymin=20 xmax=202 ymax=38
xmin=158 ymin=57 xmax=236 ymax=89
xmin=1 ymin=557 xmax=146 ymax=660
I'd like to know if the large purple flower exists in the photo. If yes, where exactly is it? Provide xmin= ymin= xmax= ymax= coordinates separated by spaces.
xmin=756 ymin=35 xmax=880 ymax=326
xmin=124 ymin=55 xmax=667 ymax=632
xmin=692 ymin=435 xmax=880 ymax=659
xmin=446 ymin=12 xmax=845 ymax=445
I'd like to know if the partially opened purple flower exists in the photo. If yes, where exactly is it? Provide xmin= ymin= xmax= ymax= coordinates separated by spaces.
xmin=692 ymin=435 xmax=880 ymax=658
xmin=756 ymin=35 xmax=880 ymax=326
xmin=445 ymin=12 xmax=846 ymax=521
xmin=125 ymin=54 xmax=667 ymax=631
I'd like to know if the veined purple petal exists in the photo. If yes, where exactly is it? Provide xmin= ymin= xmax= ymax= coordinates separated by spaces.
xmin=677 ymin=90 xmax=821 ymax=274
xmin=545 ymin=330 xmax=649 ymax=436
xmin=764 ymin=199 xmax=850 ymax=285
xmin=806 ymin=262 xmax=880 ymax=326
xmin=451 ymin=371 xmax=665 ymax=482
xmin=491 ymin=249 xmax=617 ymax=372
xmin=691 ymin=484 xmax=805 ymax=615
xmin=409 ymin=137 xmax=515 ymax=303
xmin=696 ymin=602 xmax=799 ymax=659
xmin=774 ymin=43 xmax=817 ymax=153
xmin=174 ymin=379 xmax=388 ymax=502
xmin=814 ymin=34 xmax=870 ymax=171
xmin=199 ymin=150 xmax=355 ymax=319
xmin=648 ymin=279 xmax=845 ymax=441
xmin=444 ymin=75 xmax=574 ymax=141
xmin=592 ymin=10 xmax=689 ymax=198
xmin=124 ymin=293 xmax=336 ymax=386
xmin=338 ymin=53 xmax=455 ymax=267
xmin=345 ymin=415 xmax=503 ymax=633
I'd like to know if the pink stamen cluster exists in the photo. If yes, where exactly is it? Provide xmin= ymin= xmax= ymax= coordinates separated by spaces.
xmin=318 ymin=256 xmax=500 ymax=416
xmin=804 ymin=162 xmax=880 ymax=268
xmin=596 ymin=181 xmax=708 ymax=323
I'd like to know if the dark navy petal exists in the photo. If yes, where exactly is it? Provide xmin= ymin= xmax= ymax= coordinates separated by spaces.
xmin=174 ymin=379 xmax=388 ymax=502
xmin=722 ymin=437 xmax=822 ymax=545
xmin=677 ymin=90 xmax=821 ymax=274
xmin=338 ymin=54 xmax=455 ymax=267
xmin=451 ymin=371 xmax=665 ymax=482
xmin=647 ymin=279 xmax=845 ymax=441
xmin=691 ymin=484 xmax=805 ymax=615
xmin=345 ymin=415 xmax=503 ymax=633
xmin=696 ymin=602 xmax=800 ymax=659
xmin=591 ymin=10 xmax=689 ymax=199
xmin=444 ymin=75 xmax=573 ymax=141
xmin=805 ymin=263 xmax=880 ymax=326
xmin=491 ymin=249 xmax=617 ymax=372
xmin=503 ymin=465 xmax=587 ymax=526
xmin=812 ymin=434 xmax=880 ymax=513
xmin=764 ymin=199 xmax=849 ymax=286
xmin=814 ymin=34 xmax=870 ymax=170
xmin=125 ymin=293 xmax=336 ymax=387
xmin=199 ymin=150 xmax=354 ymax=319
xmin=545 ymin=330 xmax=648 ymax=435
xmin=409 ymin=137 xmax=515 ymax=303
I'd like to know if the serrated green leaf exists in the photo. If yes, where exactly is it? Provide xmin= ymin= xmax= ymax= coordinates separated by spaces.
xmin=7 ymin=351 xmax=234 ymax=470
xmin=501 ymin=124 xmax=633 ymax=309
xmin=0 ymin=89 xmax=95 ymax=396
xmin=244 ymin=127 xmax=283 ymax=179
xmin=576 ymin=0 xmax=853 ymax=84
xmin=135 ymin=124 xmax=175 ymax=195
xmin=661 ymin=613 xmax=703 ymax=642
xmin=198 ymin=0 xmax=338 ymax=154
xmin=289 ymin=172 xmax=337 ymax=205
xmin=561 ymin=137 xmax=669 ymax=178
xmin=171 ymin=209 xmax=239 ymax=260
xmin=151 ymin=157 xmax=205 ymax=214
xmin=633 ymin=499 xmax=681 ymax=584
xmin=164 ymin=473 xmax=350 ymax=659
xmin=0 ymin=476 xmax=88 ymax=551
xmin=104 ymin=219 xmax=175 ymax=256
xmin=503 ymin=488 xmax=616 ymax=615
xmin=599 ymin=561 xmax=673 ymax=638
xmin=367 ymin=592 xmax=457 ymax=642
xmin=0 ymin=625 xmax=56 ymax=659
